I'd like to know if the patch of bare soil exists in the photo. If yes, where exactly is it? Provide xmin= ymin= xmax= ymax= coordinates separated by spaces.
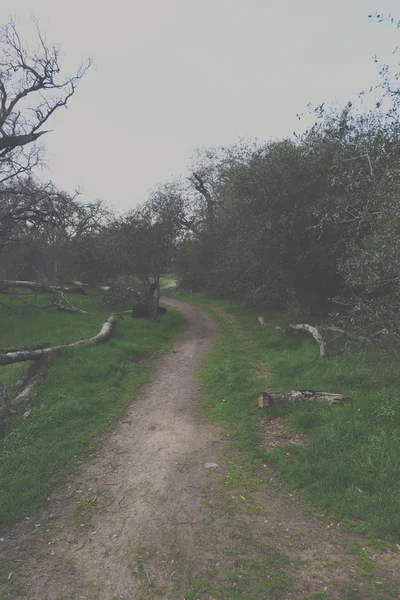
xmin=261 ymin=416 xmax=310 ymax=448
xmin=0 ymin=299 xmax=399 ymax=600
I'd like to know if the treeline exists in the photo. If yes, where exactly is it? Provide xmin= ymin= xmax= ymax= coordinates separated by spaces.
xmin=175 ymin=105 xmax=400 ymax=340
xmin=5 ymin=104 xmax=400 ymax=341
xmin=3 ymin=15 xmax=400 ymax=342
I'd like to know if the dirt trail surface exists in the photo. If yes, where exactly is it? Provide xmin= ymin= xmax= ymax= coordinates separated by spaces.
xmin=0 ymin=298 xmax=220 ymax=599
xmin=1 ymin=298 xmax=399 ymax=600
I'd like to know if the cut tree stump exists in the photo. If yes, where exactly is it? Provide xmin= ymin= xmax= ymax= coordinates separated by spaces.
xmin=257 ymin=390 xmax=351 ymax=408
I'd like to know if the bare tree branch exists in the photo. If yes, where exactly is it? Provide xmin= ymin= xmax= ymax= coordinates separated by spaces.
xmin=0 ymin=19 xmax=92 ymax=185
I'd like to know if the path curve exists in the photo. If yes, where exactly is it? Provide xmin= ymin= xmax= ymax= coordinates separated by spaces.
xmin=3 ymin=298 xmax=398 ymax=600
xmin=1 ymin=298 xmax=221 ymax=600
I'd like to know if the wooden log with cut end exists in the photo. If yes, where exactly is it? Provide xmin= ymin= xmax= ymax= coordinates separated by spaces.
xmin=257 ymin=390 xmax=351 ymax=408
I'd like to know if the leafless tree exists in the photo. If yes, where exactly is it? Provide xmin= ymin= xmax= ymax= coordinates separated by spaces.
xmin=0 ymin=178 xmax=107 ymax=251
xmin=0 ymin=19 xmax=92 ymax=186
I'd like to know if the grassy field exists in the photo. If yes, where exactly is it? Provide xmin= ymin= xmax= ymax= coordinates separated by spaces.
xmin=175 ymin=291 xmax=400 ymax=543
xmin=159 ymin=273 xmax=175 ymax=286
xmin=0 ymin=291 xmax=185 ymax=527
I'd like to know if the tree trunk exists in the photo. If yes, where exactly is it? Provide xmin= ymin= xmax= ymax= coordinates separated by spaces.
xmin=257 ymin=390 xmax=351 ymax=408
xmin=152 ymin=276 xmax=161 ymax=322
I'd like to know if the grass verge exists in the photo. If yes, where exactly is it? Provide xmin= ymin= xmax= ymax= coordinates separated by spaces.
xmin=175 ymin=291 xmax=400 ymax=543
xmin=0 ymin=292 xmax=185 ymax=527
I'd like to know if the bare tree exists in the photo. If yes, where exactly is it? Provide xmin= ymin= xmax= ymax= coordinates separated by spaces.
xmin=0 ymin=19 xmax=92 ymax=186
xmin=0 ymin=178 xmax=107 ymax=252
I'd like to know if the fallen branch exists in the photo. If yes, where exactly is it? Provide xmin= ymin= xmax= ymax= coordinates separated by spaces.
xmin=319 ymin=325 xmax=373 ymax=346
xmin=0 ymin=382 xmax=12 ymax=413
xmin=258 ymin=317 xmax=329 ymax=358
xmin=0 ymin=314 xmax=118 ymax=366
xmin=257 ymin=317 xmax=283 ymax=332
xmin=53 ymin=292 xmax=89 ymax=314
xmin=0 ymin=280 xmax=86 ymax=295
xmin=257 ymin=390 xmax=351 ymax=408
xmin=127 ymin=287 xmax=143 ymax=299
xmin=66 ymin=280 xmax=88 ymax=289
xmin=289 ymin=324 xmax=329 ymax=358
xmin=13 ymin=357 xmax=50 ymax=405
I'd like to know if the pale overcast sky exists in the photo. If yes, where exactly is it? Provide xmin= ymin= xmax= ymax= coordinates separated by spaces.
xmin=0 ymin=0 xmax=399 ymax=211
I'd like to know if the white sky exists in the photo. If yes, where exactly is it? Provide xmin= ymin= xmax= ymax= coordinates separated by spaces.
xmin=0 ymin=0 xmax=399 ymax=211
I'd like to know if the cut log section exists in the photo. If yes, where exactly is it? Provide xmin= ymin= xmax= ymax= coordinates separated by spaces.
xmin=257 ymin=390 xmax=351 ymax=408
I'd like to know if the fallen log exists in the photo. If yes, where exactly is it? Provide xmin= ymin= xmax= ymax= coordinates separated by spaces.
xmin=0 ymin=314 xmax=118 ymax=366
xmin=257 ymin=390 xmax=351 ymax=408
xmin=0 ymin=280 xmax=86 ymax=295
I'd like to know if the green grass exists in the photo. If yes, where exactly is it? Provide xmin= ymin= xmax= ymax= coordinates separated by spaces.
xmin=160 ymin=273 xmax=175 ymax=286
xmin=175 ymin=291 xmax=400 ymax=542
xmin=0 ymin=291 xmax=185 ymax=527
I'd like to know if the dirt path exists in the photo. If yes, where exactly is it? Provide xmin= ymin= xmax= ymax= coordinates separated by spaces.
xmin=1 ymin=298 xmax=399 ymax=600
xmin=0 ymin=299 xmax=220 ymax=599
